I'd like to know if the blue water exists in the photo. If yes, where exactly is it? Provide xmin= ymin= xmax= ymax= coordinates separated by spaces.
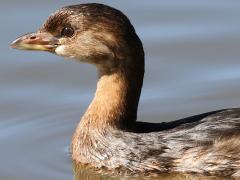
xmin=1 ymin=1 xmax=240 ymax=179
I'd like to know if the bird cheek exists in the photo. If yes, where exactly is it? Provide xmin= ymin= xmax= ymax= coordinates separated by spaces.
xmin=55 ymin=45 xmax=67 ymax=56
xmin=55 ymin=45 xmax=82 ymax=60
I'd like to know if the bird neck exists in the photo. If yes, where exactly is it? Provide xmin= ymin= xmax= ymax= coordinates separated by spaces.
xmin=79 ymin=55 xmax=144 ymax=131
xmin=71 ymin=34 xmax=144 ymax=160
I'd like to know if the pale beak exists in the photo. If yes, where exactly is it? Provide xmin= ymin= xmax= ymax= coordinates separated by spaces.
xmin=10 ymin=32 xmax=59 ymax=52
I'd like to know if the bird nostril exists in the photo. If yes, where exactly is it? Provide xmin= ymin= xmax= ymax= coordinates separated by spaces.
xmin=29 ymin=35 xmax=37 ymax=40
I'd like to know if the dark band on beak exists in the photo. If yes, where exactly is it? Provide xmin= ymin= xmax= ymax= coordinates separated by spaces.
xmin=10 ymin=32 xmax=59 ymax=52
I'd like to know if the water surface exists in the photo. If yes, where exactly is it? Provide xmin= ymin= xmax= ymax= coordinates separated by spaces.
xmin=1 ymin=1 xmax=240 ymax=179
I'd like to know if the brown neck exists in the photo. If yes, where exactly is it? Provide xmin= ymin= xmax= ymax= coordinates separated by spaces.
xmin=79 ymin=55 xmax=144 ymax=131
xmin=78 ymin=33 xmax=144 ymax=131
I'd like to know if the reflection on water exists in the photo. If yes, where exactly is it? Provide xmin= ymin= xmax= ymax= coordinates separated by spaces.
xmin=73 ymin=162 xmax=233 ymax=180
xmin=1 ymin=0 xmax=240 ymax=180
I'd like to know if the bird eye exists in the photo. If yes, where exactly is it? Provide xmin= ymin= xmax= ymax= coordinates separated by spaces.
xmin=61 ymin=27 xmax=74 ymax=37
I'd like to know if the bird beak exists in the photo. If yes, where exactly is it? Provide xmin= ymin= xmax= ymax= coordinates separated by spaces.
xmin=10 ymin=32 xmax=59 ymax=52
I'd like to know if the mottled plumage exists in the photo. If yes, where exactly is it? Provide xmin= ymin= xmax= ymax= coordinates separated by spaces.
xmin=73 ymin=109 xmax=240 ymax=178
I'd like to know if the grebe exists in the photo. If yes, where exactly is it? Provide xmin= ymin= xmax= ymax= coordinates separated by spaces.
xmin=11 ymin=3 xmax=240 ymax=178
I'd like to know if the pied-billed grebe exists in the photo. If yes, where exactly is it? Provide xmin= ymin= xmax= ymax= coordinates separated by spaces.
xmin=11 ymin=3 xmax=240 ymax=178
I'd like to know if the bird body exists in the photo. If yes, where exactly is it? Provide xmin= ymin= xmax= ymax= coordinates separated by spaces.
xmin=72 ymin=108 xmax=240 ymax=177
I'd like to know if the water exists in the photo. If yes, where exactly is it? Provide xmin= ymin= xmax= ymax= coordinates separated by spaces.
xmin=1 ymin=1 xmax=240 ymax=179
